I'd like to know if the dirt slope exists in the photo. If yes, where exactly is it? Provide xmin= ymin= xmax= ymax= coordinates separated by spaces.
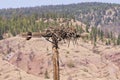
xmin=0 ymin=36 xmax=120 ymax=80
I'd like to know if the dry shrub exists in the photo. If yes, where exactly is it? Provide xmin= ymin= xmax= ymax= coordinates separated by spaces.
xmin=44 ymin=69 xmax=50 ymax=79
xmin=67 ymin=60 xmax=75 ymax=68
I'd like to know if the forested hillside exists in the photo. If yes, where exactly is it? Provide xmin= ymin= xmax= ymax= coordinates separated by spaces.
xmin=0 ymin=2 xmax=120 ymax=44
xmin=0 ymin=2 xmax=120 ymax=26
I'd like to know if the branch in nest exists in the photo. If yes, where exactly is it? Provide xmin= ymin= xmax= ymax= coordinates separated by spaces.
xmin=45 ymin=37 xmax=54 ymax=44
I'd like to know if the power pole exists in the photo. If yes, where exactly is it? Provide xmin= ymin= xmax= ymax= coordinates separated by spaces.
xmin=21 ymin=27 xmax=80 ymax=80
xmin=51 ymin=34 xmax=60 ymax=80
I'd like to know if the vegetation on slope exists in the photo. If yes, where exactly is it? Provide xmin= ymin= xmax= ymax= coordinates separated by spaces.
xmin=0 ymin=2 xmax=120 ymax=45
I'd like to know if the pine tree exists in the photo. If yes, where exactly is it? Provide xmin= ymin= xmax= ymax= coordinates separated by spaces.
xmin=100 ymin=30 xmax=104 ymax=42
xmin=117 ymin=34 xmax=120 ymax=45
xmin=85 ymin=25 xmax=89 ymax=33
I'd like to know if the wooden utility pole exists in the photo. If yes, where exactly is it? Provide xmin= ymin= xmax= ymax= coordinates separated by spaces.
xmin=52 ymin=46 xmax=59 ymax=80
xmin=52 ymin=34 xmax=60 ymax=80
xmin=22 ymin=27 xmax=80 ymax=80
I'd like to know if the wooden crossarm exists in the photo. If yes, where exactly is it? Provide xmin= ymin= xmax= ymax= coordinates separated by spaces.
xmin=19 ymin=32 xmax=53 ymax=40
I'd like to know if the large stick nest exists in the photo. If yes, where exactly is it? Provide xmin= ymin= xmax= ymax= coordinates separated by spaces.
xmin=26 ymin=27 xmax=80 ymax=42
xmin=42 ymin=27 xmax=80 ymax=41
xmin=25 ymin=27 xmax=80 ymax=48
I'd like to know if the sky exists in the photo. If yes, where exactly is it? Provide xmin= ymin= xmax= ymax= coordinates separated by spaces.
xmin=0 ymin=0 xmax=120 ymax=9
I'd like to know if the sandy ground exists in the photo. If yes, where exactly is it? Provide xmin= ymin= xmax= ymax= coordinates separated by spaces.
xmin=0 ymin=36 xmax=120 ymax=80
